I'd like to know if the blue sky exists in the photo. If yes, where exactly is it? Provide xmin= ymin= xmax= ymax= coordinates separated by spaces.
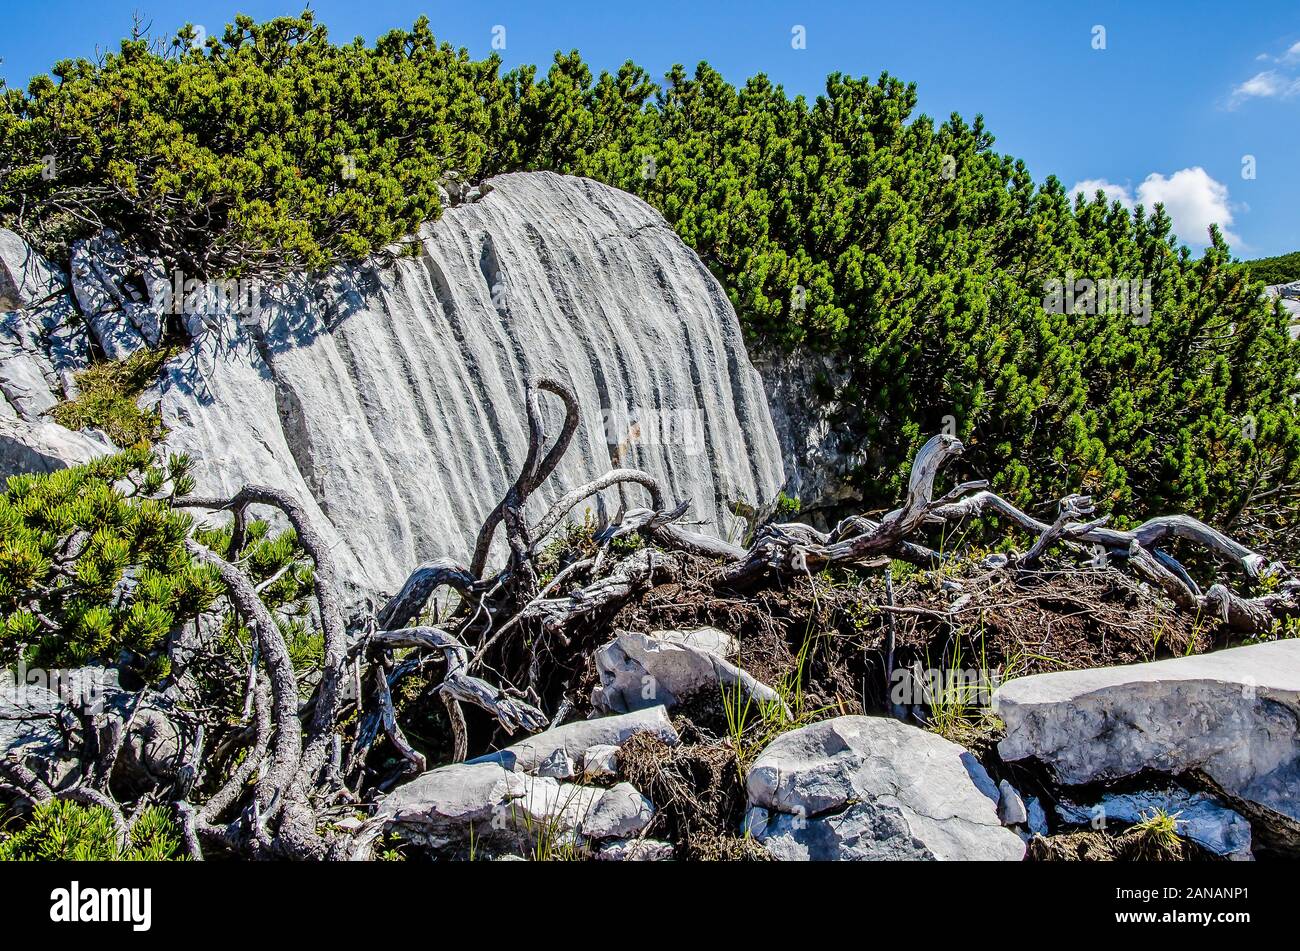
xmin=1 ymin=0 xmax=1296 ymax=257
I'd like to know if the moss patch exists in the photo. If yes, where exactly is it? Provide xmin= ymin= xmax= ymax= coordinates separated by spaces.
xmin=52 ymin=347 xmax=174 ymax=447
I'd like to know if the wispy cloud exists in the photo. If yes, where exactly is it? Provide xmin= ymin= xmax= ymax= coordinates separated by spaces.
xmin=1070 ymin=168 xmax=1241 ymax=249
xmin=1229 ymin=39 xmax=1300 ymax=106
xmin=1230 ymin=69 xmax=1300 ymax=105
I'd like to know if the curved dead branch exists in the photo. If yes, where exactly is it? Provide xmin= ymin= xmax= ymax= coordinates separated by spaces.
xmin=530 ymin=468 xmax=666 ymax=547
xmin=9 ymin=367 xmax=1293 ymax=865
xmin=368 ymin=627 xmax=547 ymax=736
xmin=376 ymin=558 xmax=478 ymax=631
xmin=470 ymin=376 xmax=581 ymax=578
xmin=185 ymin=540 xmax=302 ymax=811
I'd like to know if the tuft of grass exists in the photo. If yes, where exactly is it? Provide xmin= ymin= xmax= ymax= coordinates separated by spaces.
xmin=1123 ymin=808 xmax=1185 ymax=860
xmin=721 ymin=632 xmax=832 ymax=779
xmin=923 ymin=622 xmax=1055 ymax=746
xmin=52 ymin=346 xmax=174 ymax=447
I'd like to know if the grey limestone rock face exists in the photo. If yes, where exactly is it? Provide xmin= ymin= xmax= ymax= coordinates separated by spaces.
xmin=70 ymin=229 xmax=165 ymax=360
xmin=0 ymin=233 xmax=89 ymax=422
xmin=146 ymin=171 xmax=784 ymax=601
xmin=752 ymin=347 xmax=859 ymax=526
xmin=0 ymin=228 xmax=64 ymax=312
xmin=0 ymin=414 xmax=115 ymax=479
xmin=0 ymin=667 xmax=189 ymax=795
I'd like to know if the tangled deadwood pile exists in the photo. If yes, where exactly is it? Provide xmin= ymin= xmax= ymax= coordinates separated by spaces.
xmin=3 ymin=378 xmax=1297 ymax=860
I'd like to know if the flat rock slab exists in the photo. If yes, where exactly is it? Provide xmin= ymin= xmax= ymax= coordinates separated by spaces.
xmin=744 ymin=715 xmax=1025 ymax=861
xmin=993 ymin=640 xmax=1300 ymax=842
xmin=380 ymin=761 xmax=652 ymax=856
xmin=466 ymin=705 xmax=679 ymax=774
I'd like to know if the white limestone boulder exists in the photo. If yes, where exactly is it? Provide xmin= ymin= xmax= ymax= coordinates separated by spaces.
xmin=379 ymin=761 xmax=653 ymax=857
xmin=743 ymin=715 xmax=1026 ymax=861
xmin=139 ymin=171 xmax=783 ymax=602
xmin=581 ymin=743 xmax=620 ymax=781
xmin=993 ymin=639 xmax=1300 ymax=850
xmin=596 ymin=837 xmax=675 ymax=861
xmin=0 ymin=414 xmax=115 ymax=479
xmin=590 ymin=627 xmax=784 ymax=715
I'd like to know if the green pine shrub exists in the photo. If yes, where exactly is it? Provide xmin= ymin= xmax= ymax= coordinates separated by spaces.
xmin=0 ymin=799 xmax=183 ymax=861
xmin=0 ymin=451 xmax=317 ymax=682
xmin=3 ymin=11 xmax=1298 ymax=555
xmin=1244 ymin=251 xmax=1300 ymax=287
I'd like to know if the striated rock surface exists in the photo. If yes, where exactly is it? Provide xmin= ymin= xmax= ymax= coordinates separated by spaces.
xmin=70 ymin=229 xmax=166 ymax=360
xmin=149 ymin=171 xmax=784 ymax=599
xmin=1 ymin=232 xmax=89 ymax=420
xmin=0 ymin=228 xmax=64 ymax=312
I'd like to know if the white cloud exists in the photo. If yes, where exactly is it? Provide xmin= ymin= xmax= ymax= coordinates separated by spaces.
xmin=1069 ymin=178 xmax=1134 ymax=209
xmin=1069 ymin=168 xmax=1241 ymax=249
xmin=1136 ymin=168 xmax=1240 ymax=248
xmin=1229 ymin=40 xmax=1300 ymax=105
xmin=1230 ymin=69 xmax=1300 ymax=103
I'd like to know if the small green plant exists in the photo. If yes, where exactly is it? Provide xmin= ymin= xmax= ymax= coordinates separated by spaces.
xmin=1124 ymin=808 xmax=1185 ymax=860
xmin=1249 ymin=614 xmax=1300 ymax=644
xmin=774 ymin=492 xmax=801 ymax=519
xmin=0 ymin=800 xmax=184 ymax=861
xmin=886 ymin=558 xmax=918 ymax=584
xmin=51 ymin=347 xmax=175 ymax=447
xmin=535 ymin=514 xmax=598 ymax=586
